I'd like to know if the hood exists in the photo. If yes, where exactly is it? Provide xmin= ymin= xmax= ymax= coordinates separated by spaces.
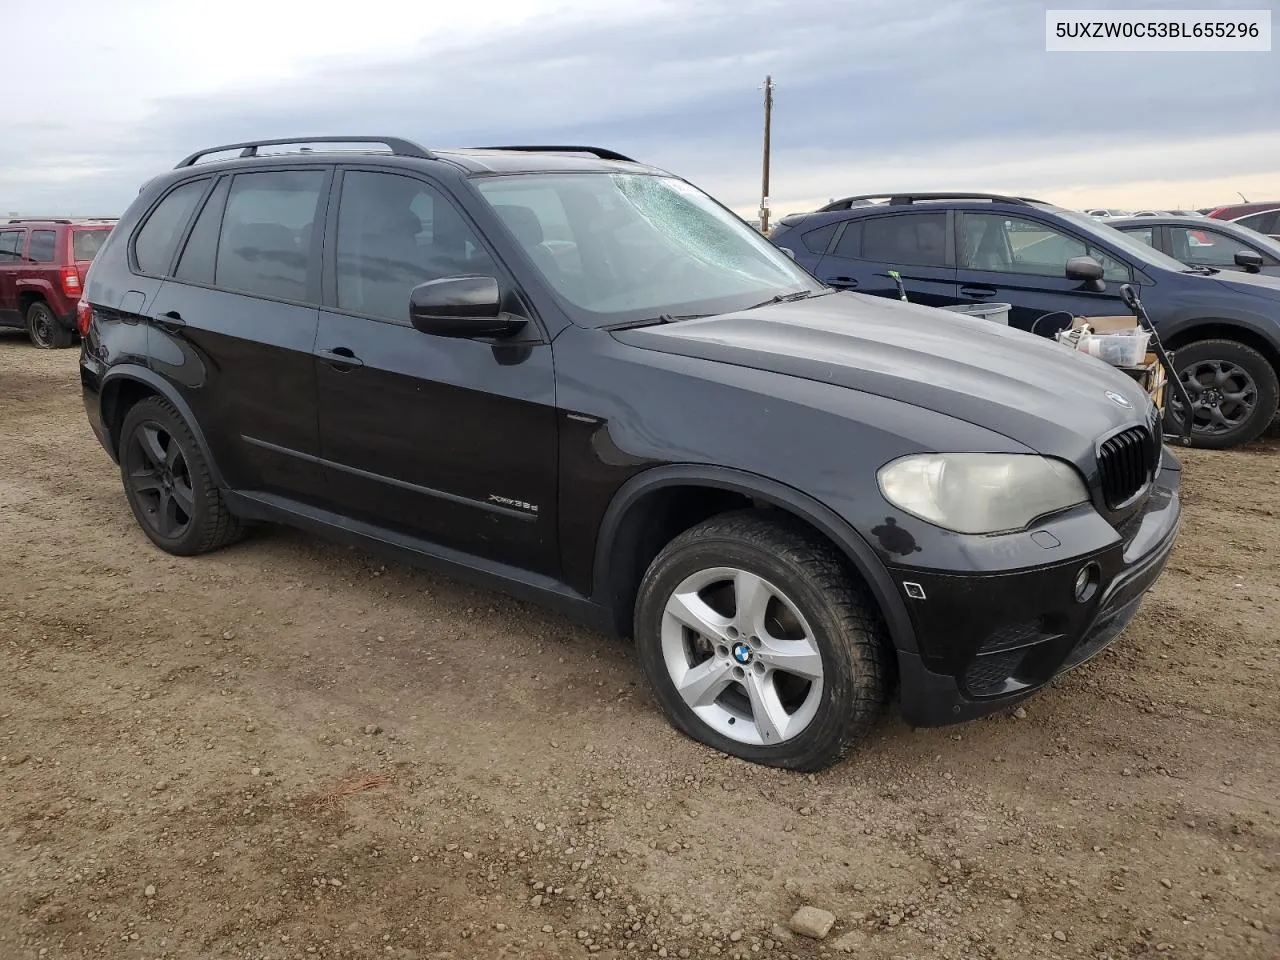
xmin=1211 ymin=267 xmax=1280 ymax=298
xmin=613 ymin=292 xmax=1155 ymax=465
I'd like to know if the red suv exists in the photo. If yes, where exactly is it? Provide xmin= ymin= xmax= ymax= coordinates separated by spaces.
xmin=0 ymin=218 xmax=115 ymax=348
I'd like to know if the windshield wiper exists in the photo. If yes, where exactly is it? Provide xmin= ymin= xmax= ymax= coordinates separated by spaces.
xmin=1182 ymin=265 xmax=1218 ymax=275
xmin=742 ymin=289 xmax=817 ymax=311
xmin=604 ymin=313 xmax=709 ymax=331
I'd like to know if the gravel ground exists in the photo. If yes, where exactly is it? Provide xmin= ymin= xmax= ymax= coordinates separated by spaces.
xmin=1 ymin=332 xmax=1277 ymax=960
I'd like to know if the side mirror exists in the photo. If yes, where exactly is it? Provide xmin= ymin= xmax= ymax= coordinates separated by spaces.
xmin=1234 ymin=249 xmax=1264 ymax=273
xmin=1065 ymin=256 xmax=1106 ymax=292
xmin=408 ymin=276 xmax=525 ymax=339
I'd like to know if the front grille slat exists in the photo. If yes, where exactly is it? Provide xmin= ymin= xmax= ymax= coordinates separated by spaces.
xmin=1097 ymin=425 xmax=1154 ymax=509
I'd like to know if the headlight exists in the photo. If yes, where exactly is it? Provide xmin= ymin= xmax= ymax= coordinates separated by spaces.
xmin=877 ymin=453 xmax=1089 ymax=535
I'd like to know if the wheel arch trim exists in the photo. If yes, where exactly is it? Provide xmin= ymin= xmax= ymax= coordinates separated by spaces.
xmin=99 ymin=365 xmax=227 ymax=489
xmin=591 ymin=464 xmax=918 ymax=653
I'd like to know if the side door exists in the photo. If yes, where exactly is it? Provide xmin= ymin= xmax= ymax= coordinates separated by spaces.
xmin=313 ymin=167 xmax=559 ymax=576
xmin=0 ymin=228 xmax=28 ymax=325
xmin=813 ymin=210 xmax=958 ymax=306
xmin=955 ymin=211 xmax=1132 ymax=335
xmin=1165 ymin=223 xmax=1280 ymax=274
xmin=146 ymin=167 xmax=329 ymax=500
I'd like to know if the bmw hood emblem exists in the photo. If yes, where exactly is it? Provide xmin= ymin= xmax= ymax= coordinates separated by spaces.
xmin=1105 ymin=390 xmax=1132 ymax=408
xmin=731 ymin=642 xmax=753 ymax=665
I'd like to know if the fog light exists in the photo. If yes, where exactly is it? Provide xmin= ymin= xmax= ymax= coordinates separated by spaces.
xmin=1074 ymin=563 xmax=1100 ymax=602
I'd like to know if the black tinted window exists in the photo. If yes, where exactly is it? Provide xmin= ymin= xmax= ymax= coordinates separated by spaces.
xmin=1237 ymin=211 xmax=1279 ymax=234
xmin=861 ymin=213 xmax=948 ymax=267
xmin=800 ymin=223 xmax=837 ymax=255
xmin=29 ymin=230 xmax=56 ymax=263
xmin=0 ymin=230 xmax=23 ymax=262
xmin=176 ymin=178 xmax=230 ymax=285
xmin=135 ymin=180 xmax=207 ymax=275
xmin=336 ymin=171 xmax=495 ymax=322
xmin=72 ymin=229 xmax=109 ymax=261
xmin=216 ymin=171 xmax=323 ymax=302
xmin=833 ymin=221 xmax=863 ymax=258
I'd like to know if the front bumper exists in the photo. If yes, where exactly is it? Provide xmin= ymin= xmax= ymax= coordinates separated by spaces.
xmin=892 ymin=457 xmax=1181 ymax=727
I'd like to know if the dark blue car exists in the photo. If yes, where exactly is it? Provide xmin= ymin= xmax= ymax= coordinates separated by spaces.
xmin=771 ymin=193 xmax=1280 ymax=449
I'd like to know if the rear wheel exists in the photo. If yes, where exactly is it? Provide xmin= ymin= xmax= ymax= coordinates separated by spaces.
xmin=1166 ymin=339 xmax=1278 ymax=449
xmin=26 ymin=301 xmax=72 ymax=349
xmin=633 ymin=511 xmax=891 ymax=771
xmin=119 ymin=397 xmax=243 ymax=556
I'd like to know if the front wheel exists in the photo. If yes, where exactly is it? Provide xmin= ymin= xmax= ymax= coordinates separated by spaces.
xmin=1165 ymin=339 xmax=1279 ymax=449
xmin=633 ymin=511 xmax=892 ymax=771
xmin=27 ymin=301 xmax=72 ymax=349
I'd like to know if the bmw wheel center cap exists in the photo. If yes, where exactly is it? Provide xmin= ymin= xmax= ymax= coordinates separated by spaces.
xmin=731 ymin=642 xmax=753 ymax=665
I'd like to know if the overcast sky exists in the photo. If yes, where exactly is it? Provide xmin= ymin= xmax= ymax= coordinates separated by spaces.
xmin=3 ymin=0 xmax=1276 ymax=219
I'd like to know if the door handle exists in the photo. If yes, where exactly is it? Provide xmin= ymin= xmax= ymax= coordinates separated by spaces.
xmin=828 ymin=276 xmax=858 ymax=289
xmin=318 ymin=347 xmax=363 ymax=370
xmin=960 ymin=285 xmax=997 ymax=300
xmin=154 ymin=309 xmax=186 ymax=331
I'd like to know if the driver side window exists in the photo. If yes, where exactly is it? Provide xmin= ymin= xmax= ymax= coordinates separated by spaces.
xmin=335 ymin=171 xmax=496 ymax=322
xmin=960 ymin=214 xmax=1130 ymax=282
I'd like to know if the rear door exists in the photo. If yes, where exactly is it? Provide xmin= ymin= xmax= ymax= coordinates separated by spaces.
xmin=813 ymin=210 xmax=958 ymax=306
xmin=955 ymin=211 xmax=1132 ymax=335
xmin=147 ymin=167 xmax=329 ymax=500
xmin=0 ymin=228 xmax=26 ymax=325
xmin=312 ymin=167 xmax=559 ymax=575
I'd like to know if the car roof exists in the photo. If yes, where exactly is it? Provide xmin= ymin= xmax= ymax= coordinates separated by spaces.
xmin=4 ymin=218 xmax=116 ymax=227
xmin=776 ymin=194 xmax=1066 ymax=230
xmin=1110 ymin=215 xmax=1252 ymax=229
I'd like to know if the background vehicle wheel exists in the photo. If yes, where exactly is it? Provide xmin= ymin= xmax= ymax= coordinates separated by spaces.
xmin=26 ymin=301 xmax=72 ymax=349
xmin=1165 ymin=339 xmax=1279 ymax=449
xmin=119 ymin=397 xmax=243 ymax=556
xmin=633 ymin=510 xmax=892 ymax=771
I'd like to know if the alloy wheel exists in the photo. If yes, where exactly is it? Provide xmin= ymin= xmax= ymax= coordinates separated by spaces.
xmin=1173 ymin=359 xmax=1259 ymax=436
xmin=660 ymin=566 xmax=824 ymax=746
xmin=125 ymin=422 xmax=195 ymax=539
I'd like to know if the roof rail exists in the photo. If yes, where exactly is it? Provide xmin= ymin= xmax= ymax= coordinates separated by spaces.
xmin=817 ymin=192 xmax=1042 ymax=212
xmin=175 ymin=136 xmax=435 ymax=168
xmin=471 ymin=145 xmax=637 ymax=163
xmin=7 ymin=217 xmax=73 ymax=224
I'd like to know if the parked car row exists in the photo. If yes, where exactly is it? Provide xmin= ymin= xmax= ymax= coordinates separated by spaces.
xmin=0 ymin=217 xmax=115 ymax=347
xmin=771 ymin=192 xmax=1280 ymax=449
xmin=72 ymin=137 xmax=1185 ymax=769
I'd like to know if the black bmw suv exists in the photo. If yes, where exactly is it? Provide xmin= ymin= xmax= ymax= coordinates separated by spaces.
xmin=80 ymin=138 xmax=1181 ymax=770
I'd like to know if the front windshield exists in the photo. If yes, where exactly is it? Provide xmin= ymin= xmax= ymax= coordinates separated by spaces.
xmin=473 ymin=173 xmax=821 ymax=325
xmin=1055 ymin=209 xmax=1195 ymax=272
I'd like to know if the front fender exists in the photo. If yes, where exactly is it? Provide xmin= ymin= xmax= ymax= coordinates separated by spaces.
xmin=591 ymin=463 xmax=919 ymax=655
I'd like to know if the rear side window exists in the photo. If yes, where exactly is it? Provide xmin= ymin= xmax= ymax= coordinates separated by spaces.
xmin=800 ymin=222 xmax=837 ymax=255
xmin=1122 ymin=226 xmax=1155 ymax=247
xmin=216 ymin=170 xmax=324 ymax=302
xmin=832 ymin=221 xmax=863 ymax=258
xmin=28 ymin=230 xmax=56 ymax=263
xmin=134 ymin=180 xmax=208 ymax=275
xmin=72 ymin=229 xmax=110 ymax=262
xmin=0 ymin=230 xmax=24 ymax=262
xmin=1237 ymin=211 xmax=1279 ymax=235
xmin=175 ymin=177 xmax=231 ymax=285
xmin=861 ymin=213 xmax=948 ymax=267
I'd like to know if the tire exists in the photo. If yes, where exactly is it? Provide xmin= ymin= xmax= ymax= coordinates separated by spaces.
xmin=633 ymin=510 xmax=892 ymax=771
xmin=26 ymin=301 xmax=72 ymax=349
xmin=1165 ymin=338 xmax=1279 ymax=449
xmin=118 ymin=397 xmax=243 ymax=556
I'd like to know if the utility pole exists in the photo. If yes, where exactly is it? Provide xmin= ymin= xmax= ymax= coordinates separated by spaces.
xmin=760 ymin=75 xmax=774 ymax=234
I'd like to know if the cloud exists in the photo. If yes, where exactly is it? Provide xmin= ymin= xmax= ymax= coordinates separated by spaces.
xmin=1 ymin=0 xmax=1275 ymax=216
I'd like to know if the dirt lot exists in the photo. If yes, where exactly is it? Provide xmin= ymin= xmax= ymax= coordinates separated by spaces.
xmin=1 ymin=332 xmax=1277 ymax=960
